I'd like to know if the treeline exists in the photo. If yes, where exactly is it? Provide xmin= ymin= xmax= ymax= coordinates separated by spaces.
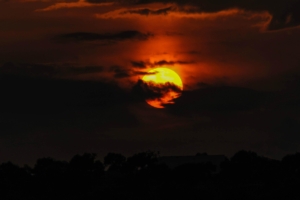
xmin=1 ymin=150 xmax=300 ymax=200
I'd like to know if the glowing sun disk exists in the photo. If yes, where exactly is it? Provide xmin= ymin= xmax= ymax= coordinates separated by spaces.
xmin=142 ymin=68 xmax=183 ymax=108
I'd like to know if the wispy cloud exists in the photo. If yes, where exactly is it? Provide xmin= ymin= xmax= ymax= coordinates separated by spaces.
xmin=92 ymin=0 xmax=300 ymax=31
xmin=122 ymin=6 xmax=174 ymax=16
xmin=54 ymin=30 xmax=153 ymax=42
xmin=130 ymin=60 xmax=195 ymax=69
xmin=109 ymin=65 xmax=157 ymax=79
xmin=0 ymin=62 xmax=105 ymax=78
xmin=36 ymin=0 xmax=113 ymax=12
xmin=96 ymin=7 xmax=251 ymax=19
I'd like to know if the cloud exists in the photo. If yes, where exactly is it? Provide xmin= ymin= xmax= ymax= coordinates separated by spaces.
xmin=96 ymin=6 xmax=245 ymax=19
xmin=64 ymin=65 xmax=105 ymax=74
xmin=0 ymin=73 xmax=140 ymax=165
xmin=85 ymin=0 xmax=116 ymax=3
xmin=55 ymin=31 xmax=153 ymax=42
xmin=133 ymin=71 xmax=157 ymax=76
xmin=131 ymin=61 xmax=147 ymax=69
xmin=0 ymin=62 xmax=104 ymax=78
xmin=86 ymin=0 xmax=137 ymax=4
xmin=122 ymin=6 xmax=174 ymax=15
xmin=94 ymin=0 xmax=300 ymax=30
xmin=132 ymin=79 xmax=181 ymax=100
xmin=267 ymin=3 xmax=300 ymax=30
xmin=36 ymin=0 xmax=113 ymax=12
xmin=0 ymin=73 xmax=129 ymax=114
xmin=165 ymin=86 xmax=266 ymax=114
xmin=154 ymin=60 xmax=194 ymax=66
xmin=130 ymin=60 xmax=194 ymax=69
xmin=110 ymin=65 xmax=131 ymax=79
xmin=109 ymin=65 xmax=156 ymax=79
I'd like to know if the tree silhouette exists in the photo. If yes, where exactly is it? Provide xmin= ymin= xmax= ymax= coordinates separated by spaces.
xmin=282 ymin=152 xmax=300 ymax=174
xmin=34 ymin=157 xmax=68 ymax=178
xmin=127 ymin=151 xmax=159 ymax=171
xmin=1 ymin=150 xmax=300 ymax=200
xmin=104 ymin=153 xmax=126 ymax=171
xmin=0 ymin=162 xmax=31 ymax=200
xmin=171 ymin=162 xmax=215 ymax=187
xmin=281 ymin=152 xmax=300 ymax=198
xmin=220 ymin=150 xmax=271 ymax=184
xmin=32 ymin=157 xmax=70 ymax=199
xmin=68 ymin=153 xmax=104 ymax=180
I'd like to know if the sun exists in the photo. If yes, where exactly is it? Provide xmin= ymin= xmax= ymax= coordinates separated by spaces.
xmin=142 ymin=68 xmax=183 ymax=108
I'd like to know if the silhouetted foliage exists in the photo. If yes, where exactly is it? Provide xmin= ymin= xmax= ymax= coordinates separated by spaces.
xmin=172 ymin=162 xmax=215 ymax=186
xmin=0 ymin=162 xmax=31 ymax=200
xmin=282 ymin=152 xmax=300 ymax=174
xmin=220 ymin=150 xmax=271 ymax=184
xmin=104 ymin=153 xmax=126 ymax=171
xmin=34 ymin=157 xmax=68 ymax=178
xmin=278 ymin=153 xmax=300 ymax=199
xmin=127 ymin=151 xmax=159 ymax=171
xmin=68 ymin=153 xmax=104 ymax=186
xmin=1 ymin=150 xmax=300 ymax=200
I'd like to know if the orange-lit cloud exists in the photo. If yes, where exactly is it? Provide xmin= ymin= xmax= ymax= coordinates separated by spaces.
xmin=95 ymin=7 xmax=244 ymax=19
xmin=36 ymin=0 xmax=113 ymax=12
xmin=54 ymin=31 xmax=153 ymax=42
xmin=90 ymin=0 xmax=300 ymax=31
xmin=17 ymin=0 xmax=50 ymax=2
xmin=95 ymin=7 xmax=271 ymax=31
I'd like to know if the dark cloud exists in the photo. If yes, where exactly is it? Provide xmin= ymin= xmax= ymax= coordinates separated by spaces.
xmin=110 ymin=65 xmax=156 ymax=78
xmin=64 ymin=65 xmax=104 ymax=74
xmin=132 ymin=79 xmax=181 ymax=100
xmin=267 ymin=2 xmax=300 ymax=30
xmin=154 ymin=60 xmax=194 ymax=66
xmin=133 ymin=71 xmax=157 ymax=76
xmin=0 ymin=74 xmax=139 ymax=164
xmin=110 ymin=65 xmax=131 ymax=79
xmin=86 ymin=0 xmax=110 ymax=3
xmin=190 ymin=0 xmax=300 ymax=31
xmin=165 ymin=86 xmax=267 ymax=114
xmin=0 ymin=74 xmax=128 ymax=114
xmin=1 ymin=62 xmax=57 ymax=78
xmin=122 ymin=6 xmax=173 ymax=15
xmin=131 ymin=61 xmax=147 ymax=69
xmin=0 ymin=62 xmax=104 ymax=78
xmin=86 ymin=0 xmax=136 ymax=4
xmin=130 ymin=60 xmax=193 ymax=68
xmin=197 ymin=82 xmax=210 ymax=88
xmin=100 ymin=0 xmax=300 ymax=30
xmin=55 ymin=30 xmax=153 ymax=42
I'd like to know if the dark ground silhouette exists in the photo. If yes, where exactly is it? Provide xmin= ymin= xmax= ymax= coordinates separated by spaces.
xmin=1 ymin=150 xmax=300 ymax=200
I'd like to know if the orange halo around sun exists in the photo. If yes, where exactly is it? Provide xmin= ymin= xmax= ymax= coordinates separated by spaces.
xmin=142 ymin=68 xmax=183 ymax=109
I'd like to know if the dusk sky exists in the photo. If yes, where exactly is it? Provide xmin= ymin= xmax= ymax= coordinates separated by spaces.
xmin=1 ymin=0 xmax=300 ymax=165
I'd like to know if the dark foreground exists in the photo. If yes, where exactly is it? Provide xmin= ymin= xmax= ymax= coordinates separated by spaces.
xmin=1 ymin=150 xmax=300 ymax=200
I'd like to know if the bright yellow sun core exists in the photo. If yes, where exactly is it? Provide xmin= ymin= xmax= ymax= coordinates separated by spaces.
xmin=142 ymin=68 xmax=183 ymax=109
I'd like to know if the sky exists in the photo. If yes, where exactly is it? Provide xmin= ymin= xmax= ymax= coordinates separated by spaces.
xmin=1 ymin=0 xmax=300 ymax=165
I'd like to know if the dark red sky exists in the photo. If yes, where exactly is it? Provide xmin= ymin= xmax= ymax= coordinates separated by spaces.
xmin=1 ymin=0 xmax=300 ymax=165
